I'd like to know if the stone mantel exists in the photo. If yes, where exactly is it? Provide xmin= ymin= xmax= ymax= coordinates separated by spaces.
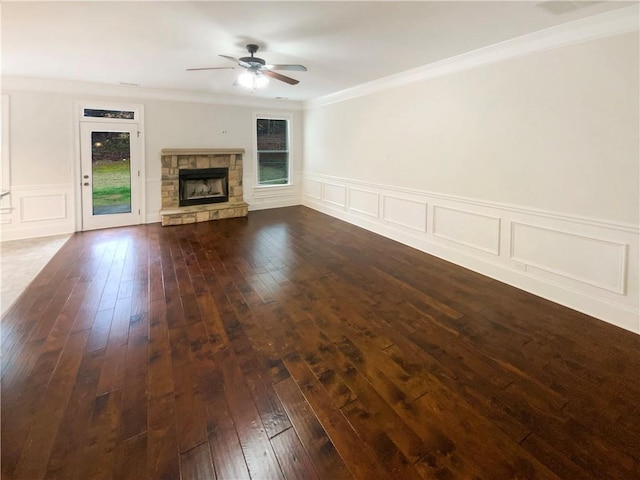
xmin=161 ymin=148 xmax=245 ymax=156
xmin=159 ymin=148 xmax=248 ymax=226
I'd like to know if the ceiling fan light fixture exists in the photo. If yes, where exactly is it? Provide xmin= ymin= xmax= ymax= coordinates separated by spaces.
xmin=238 ymin=70 xmax=269 ymax=90
xmin=255 ymin=74 xmax=269 ymax=89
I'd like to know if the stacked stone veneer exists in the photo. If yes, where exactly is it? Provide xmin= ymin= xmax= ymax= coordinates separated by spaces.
xmin=160 ymin=148 xmax=248 ymax=226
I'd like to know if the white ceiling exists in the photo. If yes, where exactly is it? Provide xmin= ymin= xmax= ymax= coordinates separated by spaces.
xmin=1 ymin=1 xmax=635 ymax=102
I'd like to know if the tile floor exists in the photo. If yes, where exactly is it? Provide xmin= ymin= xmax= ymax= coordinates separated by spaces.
xmin=1 ymin=234 xmax=72 ymax=316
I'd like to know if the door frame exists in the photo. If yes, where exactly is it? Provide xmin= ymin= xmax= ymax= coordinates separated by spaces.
xmin=73 ymin=102 xmax=145 ymax=232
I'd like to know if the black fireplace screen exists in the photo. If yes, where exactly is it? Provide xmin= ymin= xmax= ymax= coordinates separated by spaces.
xmin=179 ymin=168 xmax=229 ymax=206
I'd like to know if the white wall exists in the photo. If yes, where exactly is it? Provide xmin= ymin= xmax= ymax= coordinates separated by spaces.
xmin=302 ymin=31 xmax=640 ymax=333
xmin=0 ymin=80 xmax=303 ymax=238
xmin=144 ymin=100 xmax=303 ymax=218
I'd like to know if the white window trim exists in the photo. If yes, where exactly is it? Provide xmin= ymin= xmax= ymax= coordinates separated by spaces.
xmin=253 ymin=113 xmax=293 ymax=188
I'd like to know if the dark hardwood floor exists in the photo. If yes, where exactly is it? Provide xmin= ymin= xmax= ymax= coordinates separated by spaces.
xmin=2 ymin=206 xmax=639 ymax=480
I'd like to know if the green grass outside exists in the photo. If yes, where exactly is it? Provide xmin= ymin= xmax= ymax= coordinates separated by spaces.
xmin=92 ymin=160 xmax=131 ymax=207
xmin=259 ymin=165 xmax=288 ymax=185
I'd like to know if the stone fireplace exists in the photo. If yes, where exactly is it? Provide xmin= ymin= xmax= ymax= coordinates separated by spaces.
xmin=160 ymin=148 xmax=248 ymax=226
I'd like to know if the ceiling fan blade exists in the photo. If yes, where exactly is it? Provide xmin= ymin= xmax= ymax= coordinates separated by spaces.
xmin=263 ymin=70 xmax=299 ymax=85
xmin=219 ymin=54 xmax=239 ymax=63
xmin=186 ymin=66 xmax=235 ymax=71
xmin=266 ymin=64 xmax=307 ymax=72
xmin=219 ymin=54 xmax=252 ymax=68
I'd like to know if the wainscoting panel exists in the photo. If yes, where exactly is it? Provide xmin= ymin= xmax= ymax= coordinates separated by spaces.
xmin=511 ymin=222 xmax=627 ymax=295
xmin=20 ymin=193 xmax=67 ymax=223
xmin=302 ymin=173 xmax=640 ymax=334
xmin=348 ymin=188 xmax=379 ymax=218
xmin=0 ymin=184 xmax=75 ymax=241
xmin=303 ymin=178 xmax=322 ymax=200
xmin=382 ymin=195 xmax=427 ymax=232
xmin=322 ymin=183 xmax=347 ymax=208
xmin=433 ymin=205 xmax=500 ymax=255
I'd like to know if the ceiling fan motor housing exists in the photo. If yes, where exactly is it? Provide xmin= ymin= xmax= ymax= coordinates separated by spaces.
xmin=239 ymin=56 xmax=265 ymax=66
xmin=240 ymin=44 xmax=266 ymax=66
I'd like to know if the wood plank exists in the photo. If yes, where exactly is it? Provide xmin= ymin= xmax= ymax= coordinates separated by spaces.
xmin=120 ymin=311 xmax=149 ymax=440
xmin=44 ymin=348 xmax=105 ymax=479
xmin=77 ymin=389 xmax=123 ymax=480
xmin=270 ymin=427 xmax=319 ymax=480
xmin=218 ymin=348 xmax=284 ymax=479
xmin=205 ymin=392 xmax=251 ymax=480
xmin=180 ymin=442 xmax=216 ymax=480
xmin=274 ymin=377 xmax=353 ymax=480
xmin=113 ymin=432 xmax=147 ymax=480
xmin=95 ymin=296 xmax=132 ymax=394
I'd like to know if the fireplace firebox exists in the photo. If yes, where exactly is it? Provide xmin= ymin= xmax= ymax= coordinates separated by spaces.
xmin=179 ymin=168 xmax=228 ymax=206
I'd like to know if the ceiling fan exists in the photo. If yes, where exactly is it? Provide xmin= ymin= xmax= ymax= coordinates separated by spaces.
xmin=187 ymin=44 xmax=307 ymax=86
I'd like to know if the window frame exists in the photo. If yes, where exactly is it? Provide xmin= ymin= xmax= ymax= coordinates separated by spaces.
xmin=254 ymin=113 xmax=292 ymax=188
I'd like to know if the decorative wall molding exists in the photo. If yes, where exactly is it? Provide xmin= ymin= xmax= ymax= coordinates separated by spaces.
xmin=302 ymin=173 xmax=640 ymax=334
xmin=433 ymin=205 xmax=501 ymax=256
xmin=510 ymin=222 xmax=628 ymax=295
xmin=305 ymin=4 xmax=639 ymax=109
xmin=348 ymin=188 xmax=379 ymax=218
xmin=303 ymin=178 xmax=322 ymax=200
xmin=302 ymin=173 xmax=640 ymax=234
xmin=382 ymin=195 xmax=428 ymax=233
xmin=20 ymin=193 xmax=67 ymax=223
xmin=0 ymin=184 xmax=74 ymax=241
xmin=322 ymin=183 xmax=347 ymax=208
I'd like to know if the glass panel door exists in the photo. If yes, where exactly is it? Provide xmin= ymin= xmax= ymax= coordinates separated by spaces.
xmin=80 ymin=122 xmax=140 ymax=230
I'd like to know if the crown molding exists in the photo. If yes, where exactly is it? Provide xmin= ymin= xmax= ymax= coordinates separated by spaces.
xmin=305 ymin=4 xmax=640 ymax=109
xmin=0 ymin=76 xmax=304 ymax=111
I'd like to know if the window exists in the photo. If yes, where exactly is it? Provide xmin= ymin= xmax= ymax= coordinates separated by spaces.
xmin=83 ymin=108 xmax=135 ymax=120
xmin=256 ymin=117 xmax=289 ymax=186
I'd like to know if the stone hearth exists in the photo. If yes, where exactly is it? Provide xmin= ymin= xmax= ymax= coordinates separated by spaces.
xmin=160 ymin=148 xmax=248 ymax=226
